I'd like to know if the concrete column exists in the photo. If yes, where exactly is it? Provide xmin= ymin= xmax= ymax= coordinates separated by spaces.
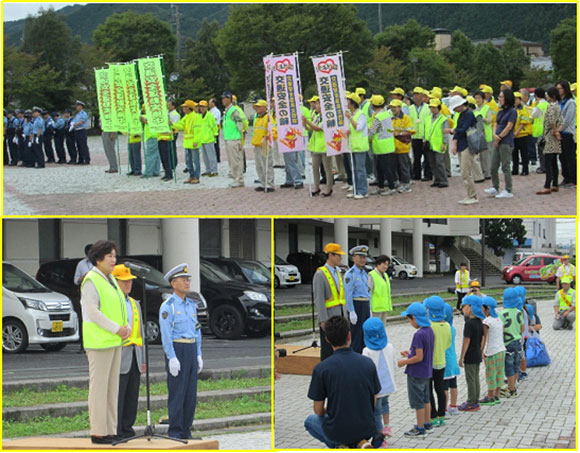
xmin=221 ymin=219 xmax=230 ymax=258
xmin=380 ymin=218 xmax=392 ymax=257
xmin=413 ymin=219 xmax=423 ymax=278
xmin=334 ymin=219 xmax=349 ymax=265
xmin=255 ymin=219 xmax=272 ymax=263
xmin=161 ymin=219 xmax=200 ymax=293
xmin=38 ymin=219 xmax=60 ymax=265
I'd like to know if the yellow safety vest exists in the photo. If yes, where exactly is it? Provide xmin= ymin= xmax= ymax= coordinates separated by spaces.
xmin=426 ymin=113 xmax=447 ymax=153
xmin=371 ymin=109 xmax=395 ymax=154
xmin=474 ymin=105 xmax=493 ymax=142
xmin=558 ymin=289 xmax=574 ymax=310
xmin=561 ymin=264 xmax=575 ymax=279
xmin=532 ymin=100 xmax=548 ymax=138
xmin=318 ymin=266 xmax=345 ymax=309
xmin=81 ymin=270 xmax=127 ymax=350
xmin=350 ymin=109 xmax=370 ymax=152
xmin=171 ymin=112 xmax=199 ymax=149
xmin=369 ymin=269 xmax=392 ymax=312
xmin=252 ymin=113 xmax=269 ymax=147
xmin=128 ymin=134 xmax=142 ymax=144
xmin=122 ymin=296 xmax=143 ymax=347
xmin=456 ymin=269 xmax=469 ymax=290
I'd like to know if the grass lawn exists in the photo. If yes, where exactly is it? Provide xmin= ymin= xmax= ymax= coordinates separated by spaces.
xmin=3 ymin=393 xmax=271 ymax=439
xmin=3 ymin=377 xmax=271 ymax=408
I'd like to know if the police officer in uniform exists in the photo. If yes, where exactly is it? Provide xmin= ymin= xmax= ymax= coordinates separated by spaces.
xmin=344 ymin=245 xmax=371 ymax=354
xmin=5 ymin=110 xmax=18 ymax=165
xmin=312 ymin=243 xmax=348 ymax=361
xmin=72 ymin=100 xmax=90 ymax=165
xmin=159 ymin=264 xmax=203 ymax=440
xmin=21 ymin=110 xmax=35 ymax=167
xmin=63 ymin=109 xmax=78 ymax=164
xmin=52 ymin=112 xmax=66 ymax=164
xmin=31 ymin=107 xmax=45 ymax=168
xmin=11 ymin=110 xmax=24 ymax=166
xmin=42 ymin=110 xmax=56 ymax=163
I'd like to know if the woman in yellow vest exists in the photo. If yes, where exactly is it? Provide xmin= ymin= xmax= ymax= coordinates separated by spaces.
xmin=345 ymin=92 xmax=369 ymax=199
xmin=513 ymin=92 xmax=533 ymax=176
xmin=390 ymin=99 xmax=415 ymax=193
xmin=303 ymin=96 xmax=333 ymax=197
xmin=425 ymin=98 xmax=449 ymax=188
xmin=112 ymin=264 xmax=145 ymax=441
xmin=80 ymin=241 xmax=130 ymax=444
xmin=368 ymin=255 xmax=393 ymax=325
xmin=369 ymin=95 xmax=397 ymax=195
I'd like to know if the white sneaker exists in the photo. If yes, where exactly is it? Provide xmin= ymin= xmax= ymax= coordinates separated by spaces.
xmin=346 ymin=193 xmax=355 ymax=198
xmin=354 ymin=194 xmax=368 ymax=200
xmin=341 ymin=183 xmax=351 ymax=190
xmin=484 ymin=187 xmax=498 ymax=195
xmin=495 ymin=190 xmax=514 ymax=199
xmin=398 ymin=184 xmax=412 ymax=193
xmin=229 ymin=182 xmax=244 ymax=188
xmin=380 ymin=188 xmax=397 ymax=196
xmin=458 ymin=197 xmax=478 ymax=205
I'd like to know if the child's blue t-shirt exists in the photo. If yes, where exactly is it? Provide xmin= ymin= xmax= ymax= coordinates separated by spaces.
xmin=444 ymin=325 xmax=461 ymax=379
xmin=405 ymin=326 xmax=434 ymax=379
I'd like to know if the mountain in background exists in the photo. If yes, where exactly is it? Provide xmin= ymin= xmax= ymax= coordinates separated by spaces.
xmin=3 ymin=3 xmax=575 ymax=51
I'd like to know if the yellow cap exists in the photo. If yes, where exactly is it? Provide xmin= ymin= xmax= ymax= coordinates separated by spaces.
xmin=514 ymin=91 xmax=522 ymax=99
xmin=430 ymin=87 xmax=442 ymax=99
xmin=370 ymin=94 xmax=385 ymax=106
xmin=561 ymin=276 xmax=573 ymax=284
xmin=112 ymin=264 xmax=137 ymax=281
xmin=324 ymin=243 xmax=346 ymax=255
xmin=466 ymin=96 xmax=477 ymax=105
xmin=481 ymin=85 xmax=493 ymax=94
xmin=429 ymin=99 xmax=441 ymax=108
xmin=198 ymin=100 xmax=208 ymax=107
xmin=347 ymin=92 xmax=361 ymax=104
xmin=355 ymin=87 xmax=366 ymax=96
xmin=307 ymin=95 xmax=320 ymax=102
xmin=389 ymin=99 xmax=403 ymax=107
xmin=470 ymin=280 xmax=480 ymax=288
xmin=253 ymin=99 xmax=267 ymax=107
xmin=563 ymin=255 xmax=570 ymax=259
xmin=500 ymin=80 xmax=513 ymax=87
xmin=390 ymin=87 xmax=405 ymax=96
xmin=571 ymin=83 xmax=577 ymax=91
xmin=413 ymin=86 xmax=424 ymax=94
xmin=181 ymin=100 xmax=197 ymax=109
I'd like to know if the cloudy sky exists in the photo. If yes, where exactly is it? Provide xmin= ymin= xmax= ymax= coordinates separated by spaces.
xmin=3 ymin=3 xmax=85 ymax=21
xmin=556 ymin=219 xmax=576 ymax=245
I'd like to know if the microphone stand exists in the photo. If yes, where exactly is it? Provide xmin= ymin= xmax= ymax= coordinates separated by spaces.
xmin=293 ymin=254 xmax=319 ymax=354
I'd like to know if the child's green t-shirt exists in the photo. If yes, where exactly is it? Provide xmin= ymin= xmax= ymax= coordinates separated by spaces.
xmin=430 ymin=321 xmax=452 ymax=369
xmin=500 ymin=307 xmax=523 ymax=345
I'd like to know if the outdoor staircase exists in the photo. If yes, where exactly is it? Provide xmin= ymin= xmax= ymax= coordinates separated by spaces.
xmin=440 ymin=236 xmax=503 ymax=278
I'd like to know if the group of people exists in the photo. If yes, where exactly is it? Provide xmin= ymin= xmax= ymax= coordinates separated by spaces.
xmin=3 ymin=101 xmax=90 ymax=168
xmin=77 ymin=240 xmax=202 ymax=444
xmin=304 ymin=241 xmax=575 ymax=448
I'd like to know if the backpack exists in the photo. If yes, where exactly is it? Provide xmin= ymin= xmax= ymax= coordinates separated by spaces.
xmin=466 ymin=115 xmax=487 ymax=154
xmin=526 ymin=333 xmax=550 ymax=367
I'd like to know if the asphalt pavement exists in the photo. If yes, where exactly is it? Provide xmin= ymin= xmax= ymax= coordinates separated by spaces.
xmin=2 ymin=336 xmax=270 ymax=382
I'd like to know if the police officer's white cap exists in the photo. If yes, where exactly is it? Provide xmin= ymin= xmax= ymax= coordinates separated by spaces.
xmin=350 ymin=245 xmax=369 ymax=257
xmin=75 ymin=100 xmax=86 ymax=107
xmin=165 ymin=263 xmax=192 ymax=281
xmin=32 ymin=106 xmax=43 ymax=113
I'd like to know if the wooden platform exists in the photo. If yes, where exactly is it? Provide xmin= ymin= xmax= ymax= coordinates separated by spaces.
xmin=2 ymin=437 xmax=219 ymax=450
xmin=276 ymin=344 xmax=321 ymax=375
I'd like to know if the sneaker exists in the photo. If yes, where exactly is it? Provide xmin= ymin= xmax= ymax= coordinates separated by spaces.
xmin=499 ymin=387 xmax=510 ymax=398
xmin=356 ymin=439 xmax=372 ymax=449
xmin=371 ymin=188 xmax=384 ymax=195
xmin=457 ymin=401 xmax=470 ymax=411
xmin=346 ymin=193 xmax=355 ymax=199
xmin=341 ymin=183 xmax=351 ymax=190
xmin=495 ymin=190 xmax=514 ymax=199
xmin=466 ymin=403 xmax=481 ymax=412
xmin=438 ymin=416 xmax=446 ymax=426
xmin=209 ymin=172 xmax=219 ymax=177
xmin=354 ymin=194 xmax=368 ymax=199
xmin=380 ymin=188 xmax=397 ymax=196
xmin=448 ymin=406 xmax=459 ymax=415
xmin=458 ymin=197 xmax=478 ymax=205
xmin=494 ymin=396 xmax=500 ymax=404
xmin=509 ymin=389 xmax=518 ymax=398
xmin=484 ymin=187 xmax=498 ymax=195
xmin=398 ymin=184 xmax=412 ymax=193
xmin=403 ymin=426 xmax=426 ymax=438
xmin=229 ymin=181 xmax=244 ymax=188
xmin=430 ymin=418 xmax=440 ymax=427
xmin=382 ymin=426 xmax=392 ymax=438
xmin=445 ymin=410 xmax=450 ymax=418
xmin=479 ymin=396 xmax=496 ymax=406
xmin=518 ymin=371 xmax=528 ymax=381
xmin=424 ymin=423 xmax=434 ymax=433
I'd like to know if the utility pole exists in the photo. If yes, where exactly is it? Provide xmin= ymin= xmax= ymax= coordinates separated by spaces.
xmin=171 ymin=4 xmax=181 ymax=61
xmin=378 ymin=4 xmax=383 ymax=33
xmin=481 ymin=219 xmax=486 ymax=287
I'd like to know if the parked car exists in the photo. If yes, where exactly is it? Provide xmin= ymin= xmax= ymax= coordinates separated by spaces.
xmin=204 ymin=257 xmax=271 ymax=288
xmin=391 ymin=256 xmax=418 ymax=280
xmin=286 ymin=251 xmax=326 ymax=284
xmin=35 ymin=258 xmax=208 ymax=344
xmin=502 ymin=254 xmax=562 ymax=284
xmin=272 ymin=255 xmax=301 ymax=288
xmin=200 ymin=259 xmax=270 ymax=340
xmin=3 ymin=262 xmax=79 ymax=353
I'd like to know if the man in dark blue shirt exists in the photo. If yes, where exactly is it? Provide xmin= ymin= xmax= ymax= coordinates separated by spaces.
xmin=305 ymin=316 xmax=382 ymax=448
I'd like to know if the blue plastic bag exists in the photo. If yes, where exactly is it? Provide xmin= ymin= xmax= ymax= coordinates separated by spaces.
xmin=526 ymin=336 xmax=551 ymax=367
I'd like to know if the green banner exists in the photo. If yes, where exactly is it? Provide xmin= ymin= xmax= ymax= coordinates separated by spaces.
xmin=122 ymin=63 xmax=142 ymax=135
xmin=108 ymin=64 xmax=129 ymax=133
xmin=137 ymin=57 xmax=170 ymax=134
xmin=94 ymin=68 xmax=114 ymax=132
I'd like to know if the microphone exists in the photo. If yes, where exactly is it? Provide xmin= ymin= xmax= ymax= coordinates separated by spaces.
xmin=124 ymin=262 xmax=151 ymax=273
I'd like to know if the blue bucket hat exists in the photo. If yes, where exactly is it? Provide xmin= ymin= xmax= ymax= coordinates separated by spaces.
xmin=481 ymin=296 xmax=499 ymax=318
xmin=503 ymin=287 xmax=520 ymax=309
xmin=423 ymin=296 xmax=446 ymax=321
xmin=362 ymin=317 xmax=388 ymax=351
xmin=461 ymin=295 xmax=485 ymax=320
xmin=444 ymin=303 xmax=454 ymax=325
xmin=525 ymin=303 xmax=535 ymax=321
xmin=514 ymin=286 xmax=526 ymax=310
xmin=401 ymin=302 xmax=431 ymax=327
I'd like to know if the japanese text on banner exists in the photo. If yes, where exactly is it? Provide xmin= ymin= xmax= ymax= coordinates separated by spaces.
xmin=312 ymin=54 xmax=350 ymax=156
xmin=122 ymin=63 xmax=142 ymax=135
xmin=108 ymin=64 xmax=129 ymax=133
xmin=94 ymin=68 xmax=114 ymax=132
xmin=137 ymin=57 xmax=170 ymax=134
xmin=272 ymin=54 xmax=304 ymax=153
xmin=263 ymin=57 xmax=273 ymax=145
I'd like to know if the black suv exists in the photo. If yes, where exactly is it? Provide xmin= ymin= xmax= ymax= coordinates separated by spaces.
xmin=35 ymin=257 xmax=208 ymax=344
xmin=204 ymin=257 xmax=271 ymax=288
xmin=200 ymin=259 xmax=270 ymax=340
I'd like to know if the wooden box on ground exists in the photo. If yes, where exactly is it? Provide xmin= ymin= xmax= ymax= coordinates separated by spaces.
xmin=276 ymin=344 xmax=321 ymax=376
xmin=2 ymin=437 xmax=219 ymax=450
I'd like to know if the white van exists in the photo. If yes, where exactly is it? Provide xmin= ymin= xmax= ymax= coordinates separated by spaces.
xmin=391 ymin=256 xmax=418 ymax=280
xmin=2 ymin=262 xmax=79 ymax=353
xmin=273 ymin=255 xmax=301 ymax=288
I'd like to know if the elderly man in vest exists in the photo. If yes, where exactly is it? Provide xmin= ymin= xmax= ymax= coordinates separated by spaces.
xmin=553 ymin=277 xmax=576 ymax=330
xmin=344 ymin=245 xmax=371 ymax=353
xmin=112 ymin=264 xmax=145 ymax=441
xmin=368 ymin=255 xmax=393 ymax=325
xmin=252 ymin=100 xmax=275 ymax=192
xmin=556 ymin=255 xmax=576 ymax=290
xmin=313 ymin=243 xmax=348 ymax=361
xmin=159 ymin=263 xmax=203 ymax=440
xmin=221 ymin=91 xmax=245 ymax=188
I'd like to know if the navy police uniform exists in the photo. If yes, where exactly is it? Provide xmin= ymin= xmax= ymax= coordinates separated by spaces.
xmin=344 ymin=245 xmax=371 ymax=353
xmin=31 ymin=107 xmax=45 ymax=168
xmin=159 ymin=264 xmax=203 ymax=440
xmin=73 ymin=101 xmax=90 ymax=164
xmin=42 ymin=111 xmax=56 ymax=162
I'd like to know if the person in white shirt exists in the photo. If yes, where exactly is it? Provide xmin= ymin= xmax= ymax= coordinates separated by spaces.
xmin=209 ymin=98 xmax=222 ymax=164
xmin=454 ymin=263 xmax=470 ymax=311
xmin=480 ymin=296 xmax=506 ymax=405
xmin=555 ymin=255 xmax=576 ymax=290
xmin=74 ymin=243 xmax=94 ymax=286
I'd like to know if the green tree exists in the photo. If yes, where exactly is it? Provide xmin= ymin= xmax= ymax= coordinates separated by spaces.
xmin=217 ymin=4 xmax=374 ymax=98
xmin=443 ymin=30 xmax=475 ymax=76
xmin=520 ymin=67 xmax=552 ymax=89
xmin=550 ymin=17 xmax=576 ymax=82
xmin=365 ymin=46 xmax=405 ymax=94
xmin=93 ymin=11 xmax=177 ymax=72
xmin=375 ymin=19 xmax=435 ymax=61
xmin=483 ymin=219 xmax=527 ymax=257
xmin=404 ymin=48 xmax=454 ymax=89
xmin=500 ymin=34 xmax=531 ymax=89
xmin=472 ymin=42 xmax=508 ymax=92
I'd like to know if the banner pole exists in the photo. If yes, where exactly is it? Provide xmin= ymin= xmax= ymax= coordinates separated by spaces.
xmin=338 ymin=51 xmax=356 ymax=197
xmin=293 ymin=52 xmax=311 ymax=196
xmin=158 ymin=56 xmax=177 ymax=183
xmin=264 ymin=55 xmax=273 ymax=193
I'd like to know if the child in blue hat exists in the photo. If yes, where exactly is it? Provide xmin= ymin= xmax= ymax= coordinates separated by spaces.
xmin=443 ymin=304 xmax=460 ymax=415
xmin=480 ymin=296 xmax=506 ymax=405
xmin=423 ymin=296 xmax=451 ymax=427
xmin=515 ymin=286 xmax=530 ymax=382
xmin=362 ymin=317 xmax=397 ymax=444
xmin=499 ymin=287 xmax=524 ymax=398
xmin=397 ymin=302 xmax=434 ymax=437
xmin=458 ymin=295 xmax=484 ymax=412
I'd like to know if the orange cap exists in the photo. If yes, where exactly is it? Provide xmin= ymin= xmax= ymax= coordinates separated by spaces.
xmin=324 ymin=243 xmax=346 ymax=255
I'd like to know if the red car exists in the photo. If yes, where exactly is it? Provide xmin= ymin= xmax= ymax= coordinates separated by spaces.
xmin=502 ymin=254 xmax=562 ymax=285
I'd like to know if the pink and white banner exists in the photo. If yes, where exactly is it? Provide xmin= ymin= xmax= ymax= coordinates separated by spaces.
xmin=271 ymin=54 xmax=305 ymax=153
xmin=263 ymin=56 xmax=273 ymax=146
xmin=312 ymin=54 xmax=350 ymax=156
